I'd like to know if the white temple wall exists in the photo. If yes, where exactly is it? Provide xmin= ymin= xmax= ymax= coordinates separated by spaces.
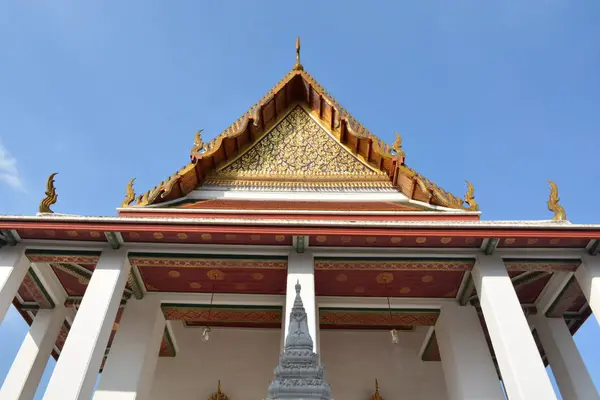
xmin=149 ymin=324 xmax=447 ymax=400
xmin=320 ymin=329 xmax=447 ymax=400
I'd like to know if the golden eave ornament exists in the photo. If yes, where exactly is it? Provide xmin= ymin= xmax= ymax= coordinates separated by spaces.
xmin=464 ymin=180 xmax=479 ymax=211
xmin=39 ymin=173 xmax=58 ymax=214
xmin=292 ymin=36 xmax=304 ymax=71
xmin=208 ymin=380 xmax=229 ymax=400
xmin=121 ymin=178 xmax=136 ymax=208
xmin=392 ymin=132 xmax=405 ymax=159
xmin=548 ymin=180 xmax=567 ymax=221
xmin=190 ymin=129 xmax=204 ymax=159
xmin=369 ymin=379 xmax=384 ymax=400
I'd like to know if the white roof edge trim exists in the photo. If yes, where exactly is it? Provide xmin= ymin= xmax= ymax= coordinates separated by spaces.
xmin=115 ymin=207 xmax=480 ymax=216
xmin=125 ymin=188 xmax=471 ymax=213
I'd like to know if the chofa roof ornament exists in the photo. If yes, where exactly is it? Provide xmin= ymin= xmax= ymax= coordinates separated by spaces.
xmin=547 ymin=180 xmax=567 ymax=221
xmin=39 ymin=173 xmax=58 ymax=214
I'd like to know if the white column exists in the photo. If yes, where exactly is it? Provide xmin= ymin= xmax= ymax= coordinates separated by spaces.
xmin=0 ymin=306 xmax=68 ymax=400
xmin=472 ymin=255 xmax=557 ymax=400
xmin=43 ymin=249 xmax=131 ymax=400
xmin=575 ymin=255 xmax=600 ymax=324
xmin=529 ymin=314 xmax=599 ymax=400
xmin=93 ymin=297 xmax=165 ymax=400
xmin=436 ymin=303 xmax=504 ymax=400
xmin=284 ymin=252 xmax=318 ymax=353
xmin=0 ymin=244 xmax=29 ymax=322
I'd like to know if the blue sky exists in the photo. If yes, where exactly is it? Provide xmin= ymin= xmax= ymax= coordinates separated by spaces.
xmin=0 ymin=1 xmax=599 ymax=398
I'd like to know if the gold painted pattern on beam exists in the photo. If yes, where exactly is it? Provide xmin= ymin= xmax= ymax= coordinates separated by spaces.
xmin=129 ymin=255 xmax=287 ymax=270
xmin=315 ymin=259 xmax=474 ymax=271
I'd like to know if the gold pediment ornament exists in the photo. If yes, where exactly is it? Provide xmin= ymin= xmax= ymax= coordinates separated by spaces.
xmin=208 ymin=106 xmax=390 ymax=189
xmin=208 ymin=380 xmax=229 ymax=400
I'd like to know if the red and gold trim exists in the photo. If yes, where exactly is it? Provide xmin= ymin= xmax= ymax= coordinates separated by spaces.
xmin=315 ymin=258 xmax=473 ymax=271
xmin=319 ymin=308 xmax=439 ymax=329
xmin=129 ymin=254 xmax=287 ymax=270
xmin=163 ymin=304 xmax=283 ymax=329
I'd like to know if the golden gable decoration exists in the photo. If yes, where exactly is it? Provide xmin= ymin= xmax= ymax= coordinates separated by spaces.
xmin=127 ymin=37 xmax=478 ymax=211
xmin=206 ymin=106 xmax=391 ymax=189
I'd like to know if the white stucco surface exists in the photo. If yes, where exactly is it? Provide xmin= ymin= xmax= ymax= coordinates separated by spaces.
xmin=148 ymin=325 xmax=447 ymax=400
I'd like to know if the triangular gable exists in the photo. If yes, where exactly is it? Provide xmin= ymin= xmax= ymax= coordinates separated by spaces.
xmin=122 ymin=48 xmax=477 ymax=212
xmin=205 ymin=106 xmax=391 ymax=189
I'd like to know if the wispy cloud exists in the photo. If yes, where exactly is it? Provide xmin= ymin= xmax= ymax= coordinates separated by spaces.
xmin=0 ymin=140 xmax=25 ymax=191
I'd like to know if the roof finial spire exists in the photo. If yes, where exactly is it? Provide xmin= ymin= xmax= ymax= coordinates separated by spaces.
xmin=293 ymin=36 xmax=304 ymax=71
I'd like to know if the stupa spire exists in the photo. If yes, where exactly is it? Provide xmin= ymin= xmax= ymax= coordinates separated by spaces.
xmin=266 ymin=282 xmax=331 ymax=399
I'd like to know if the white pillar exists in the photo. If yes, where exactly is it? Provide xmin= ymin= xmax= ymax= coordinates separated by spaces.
xmin=284 ymin=252 xmax=318 ymax=353
xmin=93 ymin=297 xmax=165 ymax=400
xmin=0 ymin=244 xmax=29 ymax=322
xmin=472 ymin=255 xmax=557 ymax=400
xmin=436 ymin=303 xmax=504 ymax=400
xmin=529 ymin=314 xmax=599 ymax=400
xmin=0 ymin=306 xmax=68 ymax=400
xmin=43 ymin=249 xmax=131 ymax=400
xmin=575 ymin=255 xmax=600 ymax=324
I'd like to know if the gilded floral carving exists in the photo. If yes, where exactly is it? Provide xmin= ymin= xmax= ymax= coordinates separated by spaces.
xmin=215 ymin=107 xmax=386 ymax=183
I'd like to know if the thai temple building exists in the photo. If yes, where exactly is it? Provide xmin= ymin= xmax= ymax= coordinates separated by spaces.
xmin=2 ymin=38 xmax=600 ymax=400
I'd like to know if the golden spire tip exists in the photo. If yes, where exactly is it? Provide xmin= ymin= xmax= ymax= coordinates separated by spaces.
xmin=293 ymin=36 xmax=304 ymax=71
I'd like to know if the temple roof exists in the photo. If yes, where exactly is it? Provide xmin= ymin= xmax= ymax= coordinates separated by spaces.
xmin=122 ymin=39 xmax=477 ymax=211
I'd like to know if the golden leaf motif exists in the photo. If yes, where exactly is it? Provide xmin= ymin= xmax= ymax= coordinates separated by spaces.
xmin=121 ymin=178 xmax=136 ymax=208
xmin=547 ymin=181 xmax=567 ymax=221
xmin=39 ymin=173 xmax=58 ymax=213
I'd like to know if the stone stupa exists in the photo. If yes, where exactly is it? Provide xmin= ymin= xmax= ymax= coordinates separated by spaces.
xmin=266 ymin=281 xmax=332 ymax=399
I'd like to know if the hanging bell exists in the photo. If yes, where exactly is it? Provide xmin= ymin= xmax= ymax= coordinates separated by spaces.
xmin=201 ymin=326 xmax=211 ymax=342
xmin=390 ymin=329 xmax=399 ymax=344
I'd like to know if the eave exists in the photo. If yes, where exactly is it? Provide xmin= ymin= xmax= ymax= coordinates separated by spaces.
xmin=1 ymin=215 xmax=599 ymax=252
xmin=128 ymin=69 xmax=471 ymax=211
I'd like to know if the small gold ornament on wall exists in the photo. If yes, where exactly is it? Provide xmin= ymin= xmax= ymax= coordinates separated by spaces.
xmin=369 ymin=379 xmax=384 ymax=400
xmin=208 ymin=380 xmax=229 ymax=400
